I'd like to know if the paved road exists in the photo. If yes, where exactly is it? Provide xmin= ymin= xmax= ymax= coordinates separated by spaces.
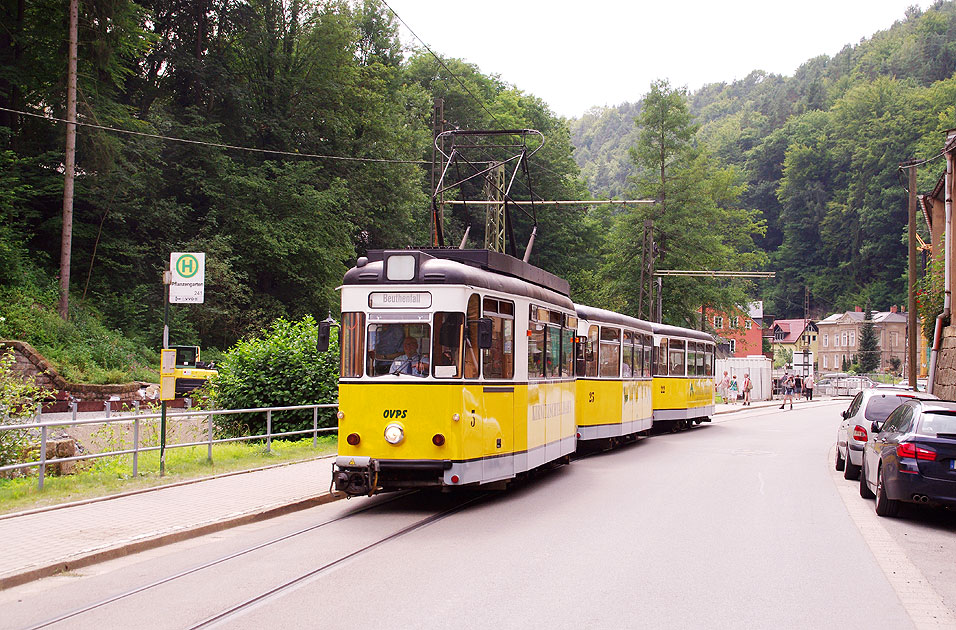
xmin=3 ymin=400 xmax=955 ymax=629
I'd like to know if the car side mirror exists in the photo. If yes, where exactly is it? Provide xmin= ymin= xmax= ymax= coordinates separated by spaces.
xmin=841 ymin=410 xmax=848 ymax=419
xmin=317 ymin=321 xmax=332 ymax=352
xmin=477 ymin=318 xmax=493 ymax=350
xmin=870 ymin=421 xmax=881 ymax=434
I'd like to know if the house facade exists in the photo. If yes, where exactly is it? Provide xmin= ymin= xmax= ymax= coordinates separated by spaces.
xmin=815 ymin=307 xmax=908 ymax=374
xmin=703 ymin=303 xmax=763 ymax=358
xmin=769 ymin=319 xmax=819 ymax=367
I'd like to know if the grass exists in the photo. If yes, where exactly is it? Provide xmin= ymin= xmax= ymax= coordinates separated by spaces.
xmin=0 ymin=436 xmax=337 ymax=515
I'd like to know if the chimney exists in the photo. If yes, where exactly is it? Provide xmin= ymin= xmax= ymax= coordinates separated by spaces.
xmin=890 ymin=305 xmax=898 ymax=313
xmin=854 ymin=306 xmax=862 ymax=312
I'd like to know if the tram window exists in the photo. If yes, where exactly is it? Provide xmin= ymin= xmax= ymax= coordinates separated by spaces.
xmin=499 ymin=301 xmax=514 ymax=316
xmin=705 ymin=347 xmax=714 ymax=376
xmin=432 ymin=312 xmax=463 ymax=378
xmin=696 ymin=344 xmax=706 ymax=376
xmin=622 ymin=331 xmax=634 ymax=378
xmin=599 ymin=327 xmax=621 ymax=378
xmin=367 ymin=322 xmax=430 ymax=378
xmin=686 ymin=342 xmax=697 ymax=376
xmin=482 ymin=315 xmax=514 ymax=379
xmin=669 ymin=340 xmax=685 ymax=377
xmin=546 ymin=325 xmax=561 ymax=377
xmin=340 ymin=312 xmax=365 ymax=378
xmin=528 ymin=322 xmax=546 ymax=379
xmin=643 ymin=338 xmax=653 ymax=378
xmin=464 ymin=294 xmax=480 ymax=379
xmin=656 ymin=339 xmax=668 ymax=376
xmin=585 ymin=325 xmax=599 ymax=377
xmin=561 ymin=327 xmax=574 ymax=377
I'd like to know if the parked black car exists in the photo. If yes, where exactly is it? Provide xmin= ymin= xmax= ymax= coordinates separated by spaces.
xmin=860 ymin=399 xmax=956 ymax=516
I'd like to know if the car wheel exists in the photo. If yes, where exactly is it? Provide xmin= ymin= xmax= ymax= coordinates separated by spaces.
xmin=860 ymin=461 xmax=875 ymax=499
xmin=874 ymin=466 xmax=900 ymax=517
xmin=843 ymin=452 xmax=860 ymax=480
xmin=835 ymin=445 xmax=845 ymax=471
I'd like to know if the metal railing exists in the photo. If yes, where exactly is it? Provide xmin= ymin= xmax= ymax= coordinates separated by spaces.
xmin=0 ymin=402 xmax=339 ymax=490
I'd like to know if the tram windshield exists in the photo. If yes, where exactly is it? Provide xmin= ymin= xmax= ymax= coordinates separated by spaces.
xmin=367 ymin=323 xmax=431 ymax=377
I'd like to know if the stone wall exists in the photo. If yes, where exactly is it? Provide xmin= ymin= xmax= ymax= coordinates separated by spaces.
xmin=932 ymin=326 xmax=956 ymax=401
xmin=0 ymin=340 xmax=141 ymax=404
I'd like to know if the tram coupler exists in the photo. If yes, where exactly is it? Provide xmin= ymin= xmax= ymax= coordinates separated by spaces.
xmin=333 ymin=456 xmax=379 ymax=497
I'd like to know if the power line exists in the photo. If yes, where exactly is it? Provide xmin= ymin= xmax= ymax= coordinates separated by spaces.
xmin=0 ymin=106 xmax=428 ymax=165
xmin=380 ymin=0 xmax=505 ymax=131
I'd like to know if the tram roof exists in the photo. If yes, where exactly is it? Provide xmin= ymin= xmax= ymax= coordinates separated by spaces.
xmin=651 ymin=322 xmax=715 ymax=344
xmin=574 ymin=303 xmax=654 ymax=333
xmin=344 ymin=249 xmax=575 ymax=310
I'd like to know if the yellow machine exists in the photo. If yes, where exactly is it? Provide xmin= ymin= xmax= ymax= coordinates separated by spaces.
xmin=169 ymin=345 xmax=217 ymax=396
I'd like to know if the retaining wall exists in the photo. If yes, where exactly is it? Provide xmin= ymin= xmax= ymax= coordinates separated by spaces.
xmin=933 ymin=326 xmax=956 ymax=401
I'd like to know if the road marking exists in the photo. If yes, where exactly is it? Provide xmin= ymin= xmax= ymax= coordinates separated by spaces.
xmin=830 ymin=446 xmax=956 ymax=628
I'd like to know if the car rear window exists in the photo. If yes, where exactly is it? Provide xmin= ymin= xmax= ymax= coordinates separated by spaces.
xmin=863 ymin=395 xmax=908 ymax=422
xmin=917 ymin=412 xmax=956 ymax=436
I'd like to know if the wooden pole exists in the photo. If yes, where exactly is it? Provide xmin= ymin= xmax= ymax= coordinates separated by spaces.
xmin=58 ymin=0 xmax=78 ymax=320
xmin=908 ymin=164 xmax=918 ymax=388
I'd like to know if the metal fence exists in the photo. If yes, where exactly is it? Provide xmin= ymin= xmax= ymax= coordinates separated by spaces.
xmin=0 ymin=402 xmax=339 ymax=490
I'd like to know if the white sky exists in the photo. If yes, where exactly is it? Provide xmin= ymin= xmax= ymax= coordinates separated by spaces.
xmin=384 ymin=0 xmax=930 ymax=118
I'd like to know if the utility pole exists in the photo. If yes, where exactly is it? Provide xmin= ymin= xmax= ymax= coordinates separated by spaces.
xmin=907 ymin=162 xmax=918 ymax=388
xmin=430 ymin=98 xmax=444 ymax=247
xmin=58 ymin=0 xmax=78 ymax=320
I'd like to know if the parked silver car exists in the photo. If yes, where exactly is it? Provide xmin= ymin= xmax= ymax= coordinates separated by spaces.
xmin=836 ymin=388 xmax=937 ymax=480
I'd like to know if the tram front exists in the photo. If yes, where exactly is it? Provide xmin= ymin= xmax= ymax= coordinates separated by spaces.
xmin=332 ymin=251 xmax=488 ymax=496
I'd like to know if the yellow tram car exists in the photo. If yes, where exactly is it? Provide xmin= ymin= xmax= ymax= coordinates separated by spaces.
xmin=650 ymin=323 xmax=716 ymax=431
xmin=333 ymin=249 xmax=577 ymax=496
xmin=574 ymin=305 xmax=654 ymax=445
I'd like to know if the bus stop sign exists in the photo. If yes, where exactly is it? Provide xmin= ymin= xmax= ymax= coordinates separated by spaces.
xmin=169 ymin=252 xmax=205 ymax=304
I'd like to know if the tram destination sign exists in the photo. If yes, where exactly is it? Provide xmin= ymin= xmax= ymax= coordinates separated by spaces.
xmin=369 ymin=291 xmax=431 ymax=309
xmin=169 ymin=252 xmax=205 ymax=304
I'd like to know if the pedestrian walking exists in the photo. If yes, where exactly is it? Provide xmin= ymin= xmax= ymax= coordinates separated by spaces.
xmin=779 ymin=370 xmax=795 ymax=410
xmin=742 ymin=373 xmax=753 ymax=406
xmin=717 ymin=371 xmax=730 ymax=402
xmin=804 ymin=373 xmax=814 ymax=401
xmin=728 ymin=374 xmax=739 ymax=404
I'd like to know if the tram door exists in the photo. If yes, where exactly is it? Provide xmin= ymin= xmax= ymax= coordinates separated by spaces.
xmin=478 ymin=297 xmax=515 ymax=481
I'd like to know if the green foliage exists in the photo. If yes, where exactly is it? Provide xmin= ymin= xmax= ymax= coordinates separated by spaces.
xmin=210 ymin=316 xmax=339 ymax=436
xmin=0 ymin=350 xmax=52 ymax=467
xmin=0 ymin=286 xmax=157 ymax=384
xmin=917 ymin=254 xmax=947 ymax=341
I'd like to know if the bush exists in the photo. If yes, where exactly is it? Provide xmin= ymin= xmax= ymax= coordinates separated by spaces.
xmin=0 ymin=350 xmax=52 ymax=468
xmin=210 ymin=316 xmax=338 ymax=437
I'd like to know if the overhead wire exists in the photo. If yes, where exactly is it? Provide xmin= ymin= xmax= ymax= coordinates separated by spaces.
xmin=0 ymin=105 xmax=429 ymax=164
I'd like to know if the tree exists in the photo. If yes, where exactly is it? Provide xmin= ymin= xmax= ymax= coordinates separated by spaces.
xmin=600 ymin=80 xmax=766 ymax=326
xmin=857 ymin=305 xmax=880 ymax=373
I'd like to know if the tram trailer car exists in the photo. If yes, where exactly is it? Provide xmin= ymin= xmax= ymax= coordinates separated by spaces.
xmin=333 ymin=249 xmax=577 ymax=496
xmin=650 ymin=323 xmax=716 ymax=431
xmin=573 ymin=305 xmax=655 ymax=446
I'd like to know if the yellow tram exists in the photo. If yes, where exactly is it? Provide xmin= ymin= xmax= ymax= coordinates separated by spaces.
xmin=574 ymin=305 xmax=654 ymax=444
xmin=333 ymin=249 xmax=577 ymax=496
xmin=650 ymin=323 xmax=716 ymax=431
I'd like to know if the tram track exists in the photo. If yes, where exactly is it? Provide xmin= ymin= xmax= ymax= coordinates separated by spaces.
xmin=23 ymin=491 xmax=420 ymax=630
xmin=187 ymin=493 xmax=487 ymax=629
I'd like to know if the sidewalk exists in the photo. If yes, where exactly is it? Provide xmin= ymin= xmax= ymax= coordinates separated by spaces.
xmin=0 ymin=396 xmax=835 ymax=590
xmin=0 ymin=457 xmax=340 ymax=590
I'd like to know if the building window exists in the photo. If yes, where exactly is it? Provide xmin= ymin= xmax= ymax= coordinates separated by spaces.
xmin=714 ymin=316 xmax=723 ymax=329
xmin=842 ymin=332 xmax=848 ymax=346
xmin=823 ymin=355 xmax=828 ymax=369
xmin=731 ymin=316 xmax=739 ymax=328
xmin=823 ymin=334 xmax=828 ymax=348
xmin=834 ymin=334 xmax=839 ymax=348
xmin=728 ymin=339 xmax=736 ymax=354
xmin=848 ymin=331 xmax=855 ymax=347
xmin=891 ymin=332 xmax=898 ymax=347
xmin=745 ymin=320 xmax=752 ymax=330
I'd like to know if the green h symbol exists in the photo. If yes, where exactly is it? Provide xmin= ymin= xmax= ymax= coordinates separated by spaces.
xmin=177 ymin=254 xmax=199 ymax=278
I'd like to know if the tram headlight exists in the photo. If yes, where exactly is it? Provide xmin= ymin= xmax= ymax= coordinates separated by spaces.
xmin=336 ymin=411 xmax=345 ymax=420
xmin=384 ymin=423 xmax=405 ymax=445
